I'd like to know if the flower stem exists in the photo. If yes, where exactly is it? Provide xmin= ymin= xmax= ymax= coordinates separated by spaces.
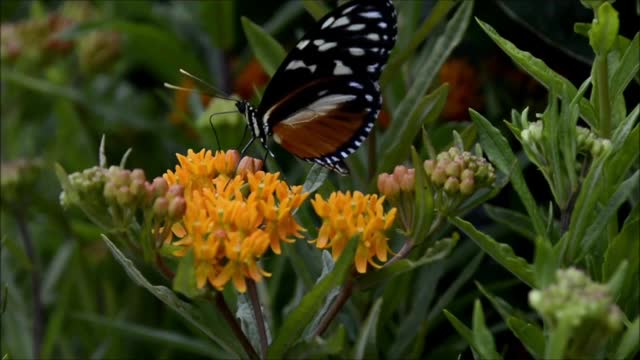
xmin=386 ymin=238 xmax=414 ymax=266
xmin=313 ymin=276 xmax=354 ymax=337
xmin=247 ymin=279 xmax=268 ymax=359
xmin=14 ymin=208 xmax=43 ymax=358
xmin=596 ymin=54 xmax=611 ymax=138
xmin=212 ymin=293 xmax=260 ymax=360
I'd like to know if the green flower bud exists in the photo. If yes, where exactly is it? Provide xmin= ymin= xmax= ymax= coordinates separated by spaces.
xmin=443 ymin=177 xmax=459 ymax=194
xmin=445 ymin=161 xmax=461 ymax=178
xmin=460 ymin=178 xmax=475 ymax=195
xmin=115 ymin=185 xmax=132 ymax=206
xmin=431 ymin=166 xmax=448 ymax=185
xmin=448 ymin=146 xmax=462 ymax=159
xmin=423 ymin=160 xmax=435 ymax=176
xmin=461 ymin=169 xmax=475 ymax=181
xmin=152 ymin=177 xmax=169 ymax=197
xmin=153 ymin=197 xmax=169 ymax=217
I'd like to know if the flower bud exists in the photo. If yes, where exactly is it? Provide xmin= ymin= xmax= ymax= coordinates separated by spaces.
xmin=237 ymin=156 xmax=264 ymax=177
xmin=460 ymin=177 xmax=475 ymax=195
xmin=448 ymin=146 xmax=462 ymax=158
xmin=167 ymin=184 xmax=184 ymax=199
xmin=461 ymin=169 xmax=474 ymax=181
xmin=377 ymin=173 xmax=399 ymax=197
xmin=116 ymin=185 xmax=132 ymax=206
xmin=151 ymin=177 xmax=169 ymax=197
xmin=130 ymin=169 xmax=146 ymax=183
xmin=399 ymin=168 xmax=415 ymax=192
xmin=423 ymin=160 xmax=435 ymax=176
xmin=153 ymin=197 xmax=169 ymax=217
xmin=392 ymin=165 xmax=408 ymax=183
xmin=168 ymin=197 xmax=186 ymax=220
xmin=443 ymin=177 xmax=459 ymax=194
xmin=225 ymin=150 xmax=241 ymax=173
xmin=129 ymin=179 xmax=145 ymax=198
xmin=431 ymin=166 xmax=448 ymax=185
xmin=445 ymin=161 xmax=461 ymax=178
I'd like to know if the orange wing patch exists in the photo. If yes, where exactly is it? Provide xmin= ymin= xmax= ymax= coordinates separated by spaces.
xmin=272 ymin=109 xmax=366 ymax=159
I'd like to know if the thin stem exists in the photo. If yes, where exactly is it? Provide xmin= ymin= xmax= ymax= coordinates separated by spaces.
xmin=313 ymin=276 xmax=354 ymax=338
xmin=368 ymin=130 xmax=377 ymax=181
xmin=14 ymin=208 xmax=43 ymax=358
xmin=385 ymin=238 xmax=414 ymax=267
xmin=247 ymin=279 xmax=268 ymax=359
xmin=155 ymin=253 xmax=175 ymax=280
xmin=596 ymin=54 xmax=611 ymax=138
xmin=212 ymin=293 xmax=260 ymax=360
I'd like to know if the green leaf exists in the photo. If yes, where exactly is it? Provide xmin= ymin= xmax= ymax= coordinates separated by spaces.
xmin=472 ymin=300 xmax=501 ymax=360
xmin=614 ymin=317 xmax=640 ymax=359
xmin=506 ymin=317 xmax=545 ymax=359
xmin=102 ymin=236 xmax=243 ymax=358
xmin=302 ymin=165 xmax=330 ymax=194
xmin=286 ymin=325 xmax=347 ymax=358
xmin=475 ymin=282 xmax=517 ymax=321
xmin=476 ymin=19 xmax=597 ymax=127
xmin=379 ymin=84 xmax=448 ymax=173
xmin=484 ymin=204 xmax=536 ymax=242
xmin=443 ymin=310 xmax=475 ymax=351
xmin=75 ymin=313 xmax=220 ymax=356
xmin=354 ymin=298 xmax=383 ymax=360
xmin=268 ymin=237 xmax=358 ymax=358
xmin=533 ymin=236 xmax=558 ymax=289
xmin=302 ymin=0 xmax=330 ymax=20
xmin=610 ymin=34 xmax=639 ymax=103
xmin=382 ymin=0 xmax=458 ymax=84
xmin=588 ymin=2 xmax=619 ymax=55
xmin=241 ymin=17 xmax=287 ymax=77
xmin=545 ymin=320 xmax=572 ymax=359
xmin=357 ymin=235 xmax=457 ymax=289
xmin=577 ymin=170 xmax=639 ymax=260
xmin=564 ymin=155 xmax=607 ymax=260
xmin=469 ymin=109 xmax=547 ymax=238
xmin=611 ymin=105 xmax=639 ymax=152
xmin=450 ymin=216 xmax=536 ymax=287
xmin=200 ymin=1 xmax=235 ymax=49
xmin=410 ymin=146 xmax=436 ymax=243
xmin=172 ymin=249 xmax=205 ymax=298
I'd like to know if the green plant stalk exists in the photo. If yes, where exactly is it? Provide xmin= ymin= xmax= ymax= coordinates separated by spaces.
xmin=596 ymin=54 xmax=612 ymax=138
xmin=247 ymin=279 xmax=268 ymax=359
xmin=312 ymin=275 xmax=354 ymax=338
xmin=211 ymin=293 xmax=260 ymax=360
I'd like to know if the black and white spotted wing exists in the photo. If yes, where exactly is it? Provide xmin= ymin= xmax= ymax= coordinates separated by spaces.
xmin=240 ymin=0 xmax=397 ymax=174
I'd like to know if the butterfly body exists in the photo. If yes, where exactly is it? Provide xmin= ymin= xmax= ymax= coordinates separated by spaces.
xmin=239 ymin=0 xmax=397 ymax=174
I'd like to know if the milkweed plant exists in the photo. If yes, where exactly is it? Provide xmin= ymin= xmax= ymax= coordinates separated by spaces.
xmin=2 ymin=0 xmax=638 ymax=359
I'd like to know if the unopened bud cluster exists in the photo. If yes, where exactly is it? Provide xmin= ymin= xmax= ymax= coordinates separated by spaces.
xmin=377 ymin=165 xmax=416 ymax=197
xmin=102 ymin=167 xmax=185 ymax=221
xmin=423 ymin=147 xmax=496 ymax=196
xmin=529 ymin=267 xmax=623 ymax=337
xmin=60 ymin=165 xmax=186 ymax=222
xmin=237 ymin=155 xmax=264 ymax=178
xmin=576 ymin=126 xmax=611 ymax=157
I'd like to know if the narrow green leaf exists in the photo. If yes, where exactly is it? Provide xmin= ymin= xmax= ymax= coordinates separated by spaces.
xmin=506 ymin=317 xmax=545 ymax=359
xmin=603 ymin=205 xmax=639 ymax=292
xmin=354 ymin=298 xmax=383 ymax=360
xmin=472 ymin=300 xmax=501 ymax=360
xmin=614 ymin=317 xmax=640 ymax=359
xmin=588 ymin=2 xmax=619 ymax=55
xmin=382 ymin=0 xmax=458 ymax=84
xmin=577 ymin=170 xmax=639 ymax=260
xmin=286 ymin=326 xmax=346 ymax=358
xmin=41 ymin=242 xmax=75 ymax=305
xmin=357 ymin=235 xmax=457 ymax=289
xmin=443 ymin=310 xmax=475 ymax=350
xmin=173 ymin=249 xmax=205 ymax=298
xmin=102 ymin=236 xmax=242 ymax=358
xmin=76 ymin=314 xmax=220 ymax=356
xmin=200 ymin=1 xmax=236 ymax=49
xmin=476 ymin=19 xmax=597 ymax=127
xmin=475 ymin=282 xmax=516 ymax=321
xmin=379 ymin=84 xmax=448 ymax=173
xmin=470 ymin=109 xmax=547 ymax=238
xmin=268 ymin=238 xmax=358 ymax=358
xmin=302 ymin=165 xmax=330 ymax=194
xmin=484 ymin=204 xmax=536 ymax=242
xmin=565 ymin=155 xmax=607 ymax=260
xmin=411 ymin=146 xmax=436 ymax=243
xmin=450 ymin=216 xmax=536 ymax=287
xmin=241 ymin=17 xmax=287 ymax=77
xmin=611 ymin=105 xmax=639 ymax=152
xmin=302 ymin=0 xmax=330 ymax=20
xmin=610 ymin=34 xmax=639 ymax=103
xmin=545 ymin=320 xmax=572 ymax=359
xmin=606 ymin=260 xmax=628 ymax=300
xmin=533 ymin=236 xmax=558 ymax=289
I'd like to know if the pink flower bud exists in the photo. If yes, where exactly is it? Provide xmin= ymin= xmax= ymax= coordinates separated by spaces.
xmin=237 ymin=156 xmax=264 ymax=177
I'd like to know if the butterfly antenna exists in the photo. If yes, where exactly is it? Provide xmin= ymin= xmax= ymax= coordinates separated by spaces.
xmin=179 ymin=69 xmax=240 ymax=102
xmin=208 ymin=118 xmax=222 ymax=151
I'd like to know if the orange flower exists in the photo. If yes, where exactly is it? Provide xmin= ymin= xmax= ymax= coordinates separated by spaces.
xmin=163 ymin=149 xmax=308 ymax=292
xmin=311 ymin=191 xmax=397 ymax=273
xmin=233 ymin=58 xmax=270 ymax=99
xmin=439 ymin=58 xmax=483 ymax=121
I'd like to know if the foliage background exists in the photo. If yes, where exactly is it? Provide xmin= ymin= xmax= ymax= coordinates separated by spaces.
xmin=1 ymin=0 xmax=638 ymax=359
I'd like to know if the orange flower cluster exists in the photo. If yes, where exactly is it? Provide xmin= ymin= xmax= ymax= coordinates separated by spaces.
xmin=163 ymin=149 xmax=308 ymax=292
xmin=311 ymin=191 xmax=397 ymax=273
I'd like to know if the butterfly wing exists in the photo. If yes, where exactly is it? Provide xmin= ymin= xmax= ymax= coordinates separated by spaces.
xmin=256 ymin=0 xmax=397 ymax=174
xmin=267 ymin=76 xmax=380 ymax=174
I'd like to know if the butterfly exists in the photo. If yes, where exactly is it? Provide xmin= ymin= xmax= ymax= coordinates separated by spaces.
xmin=236 ymin=0 xmax=398 ymax=175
